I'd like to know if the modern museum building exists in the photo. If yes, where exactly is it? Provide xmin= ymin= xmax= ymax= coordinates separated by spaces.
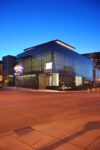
xmin=15 ymin=39 xmax=93 ymax=89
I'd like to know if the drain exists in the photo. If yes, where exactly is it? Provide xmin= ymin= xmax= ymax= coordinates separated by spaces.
xmin=14 ymin=127 xmax=35 ymax=136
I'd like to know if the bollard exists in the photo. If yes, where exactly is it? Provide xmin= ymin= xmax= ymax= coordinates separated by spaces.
xmin=87 ymin=88 xmax=90 ymax=93
xmin=92 ymin=88 xmax=95 ymax=92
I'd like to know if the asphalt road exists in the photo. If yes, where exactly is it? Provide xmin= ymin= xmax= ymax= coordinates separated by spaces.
xmin=0 ymin=88 xmax=100 ymax=134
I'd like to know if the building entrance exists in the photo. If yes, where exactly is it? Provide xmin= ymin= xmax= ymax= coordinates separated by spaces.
xmin=39 ymin=74 xmax=50 ymax=89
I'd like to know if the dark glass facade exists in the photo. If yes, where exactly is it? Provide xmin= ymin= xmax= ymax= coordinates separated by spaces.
xmin=83 ymin=52 xmax=100 ymax=69
xmin=0 ymin=61 xmax=2 ymax=82
xmin=2 ymin=55 xmax=17 ymax=86
xmin=82 ymin=52 xmax=100 ymax=86
xmin=53 ymin=50 xmax=92 ymax=80
xmin=17 ymin=40 xmax=93 ymax=89
xmin=20 ymin=51 xmax=52 ymax=74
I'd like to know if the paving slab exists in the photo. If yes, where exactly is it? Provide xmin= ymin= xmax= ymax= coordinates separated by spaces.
xmin=39 ymin=142 xmax=83 ymax=150
xmin=35 ymin=119 xmax=100 ymax=150
xmin=37 ymin=123 xmax=72 ymax=138
xmin=88 ymin=137 xmax=100 ymax=150
xmin=0 ymin=131 xmax=14 ymax=138
xmin=32 ymin=115 xmax=100 ymax=132
xmin=0 ymin=136 xmax=33 ymax=150
xmin=37 ymin=119 xmax=85 ymax=138
xmin=69 ymin=127 xmax=100 ymax=148
xmin=12 ymin=130 xmax=54 ymax=149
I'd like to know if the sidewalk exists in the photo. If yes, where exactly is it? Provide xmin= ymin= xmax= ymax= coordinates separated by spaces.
xmin=0 ymin=86 xmax=100 ymax=150
xmin=0 ymin=115 xmax=100 ymax=150
xmin=4 ymin=86 xmax=66 ymax=93
xmin=4 ymin=86 xmax=100 ymax=94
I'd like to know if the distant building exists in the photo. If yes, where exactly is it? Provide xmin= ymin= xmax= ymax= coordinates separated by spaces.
xmin=0 ymin=61 xmax=2 ymax=82
xmin=16 ymin=40 xmax=93 ymax=89
xmin=2 ymin=55 xmax=17 ymax=86
xmin=82 ymin=52 xmax=100 ymax=86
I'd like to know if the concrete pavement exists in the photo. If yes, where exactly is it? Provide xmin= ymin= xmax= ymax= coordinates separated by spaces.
xmin=0 ymin=88 xmax=100 ymax=150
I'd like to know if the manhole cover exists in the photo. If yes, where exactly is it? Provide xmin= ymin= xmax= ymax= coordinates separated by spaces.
xmin=14 ymin=127 xmax=35 ymax=136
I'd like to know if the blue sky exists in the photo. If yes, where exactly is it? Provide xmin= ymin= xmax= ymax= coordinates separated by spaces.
xmin=0 ymin=0 xmax=100 ymax=60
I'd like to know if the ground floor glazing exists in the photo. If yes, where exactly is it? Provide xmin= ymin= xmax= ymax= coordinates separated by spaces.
xmin=15 ymin=73 xmax=92 ymax=90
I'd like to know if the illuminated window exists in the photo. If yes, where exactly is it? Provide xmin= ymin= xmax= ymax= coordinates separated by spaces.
xmin=45 ymin=62 xmax=52 ymax=70
xmin=75 ymin=76 xmax=82 ymax=86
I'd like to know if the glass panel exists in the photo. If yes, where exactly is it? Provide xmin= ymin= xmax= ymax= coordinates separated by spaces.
xmin=52 ymin=73 xmax=59 ymax=86
xmin=21 ymin=51 xmax=52 ymax=73
xmin=53 ymin=51 xmax=93 ymax=81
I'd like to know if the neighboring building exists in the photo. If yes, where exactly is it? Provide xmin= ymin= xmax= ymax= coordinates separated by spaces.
xmin=2 ymin=55 xmax=17 ymax=86
xmin=83 ymin=52 xmax=100 ymax=69
xmin=16 ymin=40 xmax=93 ymax=89
xmin=83 ymin=52 xmax=100 ymax=86
xmin=0 ymin=61 xmax=2 ymax=82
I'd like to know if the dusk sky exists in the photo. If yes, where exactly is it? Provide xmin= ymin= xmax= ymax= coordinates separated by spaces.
xmin=0 ymin=0 xmax=100 ymax=60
